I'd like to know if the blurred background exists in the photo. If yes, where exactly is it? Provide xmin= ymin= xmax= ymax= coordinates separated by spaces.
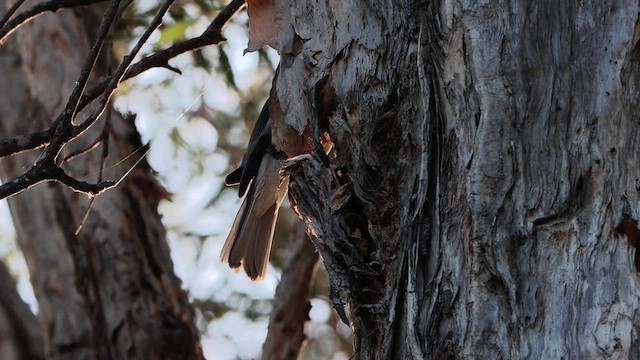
xmin=0 ymin=0 xmax=352 ymax=358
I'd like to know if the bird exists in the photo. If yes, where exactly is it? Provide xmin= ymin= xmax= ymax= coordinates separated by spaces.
xmin=221 ymin=100 xmax=289 ymax=280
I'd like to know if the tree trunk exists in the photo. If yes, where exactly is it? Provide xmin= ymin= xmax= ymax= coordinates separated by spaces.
xmin=0 ymin=6 xmax=201 ymax=360
xmin=263 ymin=222 xmax=318 ymax=359
xmin=270 ymin=0 xmax=640 ymax=358
xmin=0 ymin=261 xmax=44 ymax=360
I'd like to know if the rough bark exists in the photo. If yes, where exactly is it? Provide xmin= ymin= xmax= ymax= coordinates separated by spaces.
xmin=269 ymin=0 xmax=640 ymax=359
xmin=263 ymin=221 xmax=318 ymax=359
xmin=0 ymin=5 xmax=201 ymax=360
xmin=0 ymin=261 xmax=44 ymax=360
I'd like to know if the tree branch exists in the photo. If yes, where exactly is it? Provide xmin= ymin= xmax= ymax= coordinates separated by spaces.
xmin=0 ymin=128 xmax=55 ymax=158
xmin=0 ymin=0 xmax=107 ymax=44
xmin=77 ymin=0 xmax=246 ymax=111
xmin=0 ymin=0 xmax=244 ymax=199
xmin=0 ymin=0 xmax=244 ymax=159
xmin=0 ymin=158 xmax=115 ymax=199
xmin=61 ymin=0 xmax=121 ymax=125
xmin=0 ymin=0 xmax=173 ymax=199
xmin=0 ymin=0 xmax=118 ymax=158
xmin=71 ymin=0 xmax=174 ymax=138
xmin=0 ymin=0 xmax=25 ymax=29
xmin=263 ymin=221 xmax=319 ymax=359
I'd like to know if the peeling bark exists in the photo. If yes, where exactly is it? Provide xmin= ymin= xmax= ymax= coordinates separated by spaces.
xmin=0 ymin=6 xmax=201 ymax=360
xmin=268 ymin=0 xmax=640 ymax=358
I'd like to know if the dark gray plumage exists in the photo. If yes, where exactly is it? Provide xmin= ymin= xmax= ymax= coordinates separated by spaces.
xmin=221 ymin=101 xmax=288 ymax=280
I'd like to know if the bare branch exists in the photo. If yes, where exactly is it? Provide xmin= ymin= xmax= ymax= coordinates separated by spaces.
xmin=0 ymin=0 xmax=25 ymax=29
xmin=60 ymin=0 xmax=121 ymax=126
xmin=0 ymin=0 xmax=107 ymax=44
xmin=0 ymin=0 xmax=244 ymax=199
xmin=78 ymin=0 xmax=246 ymax=111
xmin=0 ymin=0 xmax=174 ymax=199
xmin=206 ymin=0 xmax=246 ymax=35
xmin=0 ymin=0 xmax=117 ymax=158
xmin=71 ymin=0 xmax=174 ymax=139
xmin=0 ymin=158 xmax=115 ymax=199
xmin=75 ymin=109 xmax=111 ymax=235
xmin=61 ymin=134 xmax=103 ymax=162
xmin=41 ymin=0 xmax=170 ymax=165
xmin=0 ymin=128 xmax=54 ymax=157
xmin=54 ymin=167 xmax=116 ymax=196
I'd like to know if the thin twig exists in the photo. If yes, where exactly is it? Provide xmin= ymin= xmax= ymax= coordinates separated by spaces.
xmin=61 ymin=107 xmax=111 ymax=163
xmin=0 ymin=0 xmax=174 ymax=200
xmin=55 ymin=168 xmax=116 ymax=196
xmin=75 ymin=110 xmax=111 ymax=235
xmin=75 ymin=197 xmax=97 ymax=235
xmin=62 ymin=136 xmax=103 ymax=162
xmin=0 ymin=159 xmax=115 ymax=199
xmin=0 ymin=0 xmax=107 ymax=44
xmin=0 ymin=0 xmax=244 ymax=159
xmin=0 ymin=0 xmax=243 ymax=199
xmin=206 ymin=0 xmax=246 ymax=34
xmin=78 ymin=0 xmax=245 ymax=111
xmin=0 ymin=0 xmax=26 ymax=29
xmin=60 ymin=0 xmax=121 ymax=127
xmin=73 ymin=0 xmax=175 ymax=138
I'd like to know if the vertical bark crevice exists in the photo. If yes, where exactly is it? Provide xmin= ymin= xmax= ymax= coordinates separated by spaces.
xmin=279 ymin=0 xmax=446 ymax=357
xmin=281 ymin=0 xmax=640 ymax=358
xmin=432 ymin=1 xmax=640 ymax=358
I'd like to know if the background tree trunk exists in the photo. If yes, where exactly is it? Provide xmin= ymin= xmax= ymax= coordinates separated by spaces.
xmin=263 ymin=222 xmax=318 ymax=359
xmin=0 ymin=5 xmax=202 ymax=360
xmin=0 ymin=261 xmax=44 ymax=360
xmin=272 ymin=0 xmax=640 ymax=358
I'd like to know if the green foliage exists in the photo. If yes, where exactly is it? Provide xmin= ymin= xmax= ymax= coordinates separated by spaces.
xmin=218 ymin=47 xmax=237 ymax=90
xmin=157 ymin=19 xmax=197 ymax=46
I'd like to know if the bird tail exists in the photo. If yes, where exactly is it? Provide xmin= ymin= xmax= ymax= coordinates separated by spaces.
xmin=221 ymin=154 xmax=288 ymax=280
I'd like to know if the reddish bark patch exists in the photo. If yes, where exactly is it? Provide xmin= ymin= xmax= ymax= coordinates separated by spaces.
xmin=49 ymin=30 xmax=71 ymax=53
xmin=246 ymin=0 xmax=279 ymax=52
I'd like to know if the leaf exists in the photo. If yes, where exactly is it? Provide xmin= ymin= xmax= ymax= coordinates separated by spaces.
xmin=168 ymin=128 xmax=185 ymax=149
xmin=158 ymin=19 xmax=197 ymax=46
xmin=218 ymin=47 xmax=237 ymax=90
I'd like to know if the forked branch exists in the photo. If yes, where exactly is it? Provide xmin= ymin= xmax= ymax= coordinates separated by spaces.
xmin=0 ymin=0 xmax=246 ymax=199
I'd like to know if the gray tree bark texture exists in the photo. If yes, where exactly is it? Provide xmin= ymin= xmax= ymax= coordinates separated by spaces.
xmin=0 ymin=5 xmax=202 ymax=360
xmin=269 ymin=0 xmax=640 ymax=358
xmin=0 ymin=261 xmax=44 ymax=360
